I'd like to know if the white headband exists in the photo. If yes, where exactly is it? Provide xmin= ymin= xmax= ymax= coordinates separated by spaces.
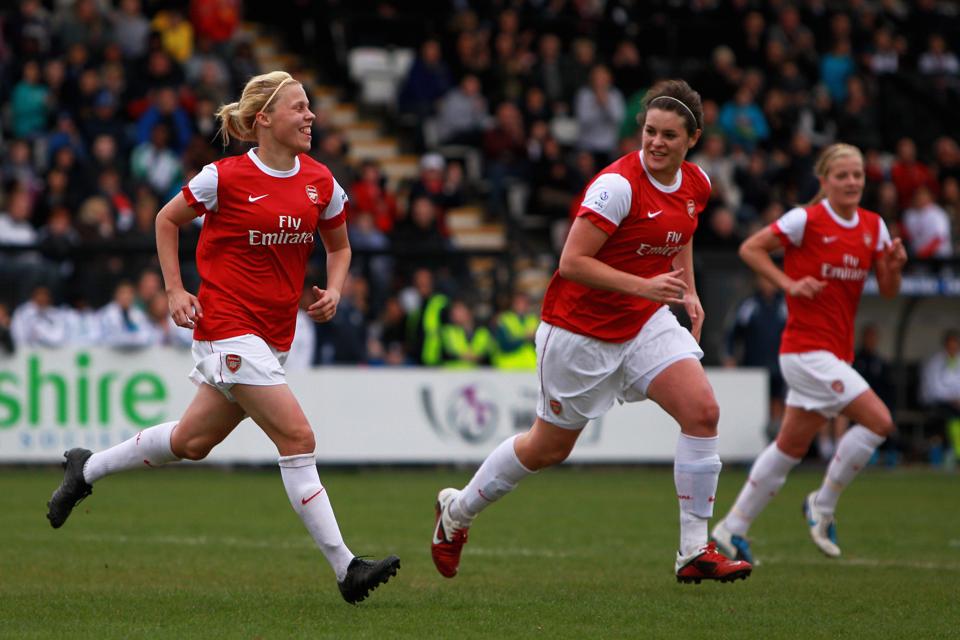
xmin=260 ymin=77 xmax=296 ymax=113
xmin=650 ymin=95 xmax=698 ymax=127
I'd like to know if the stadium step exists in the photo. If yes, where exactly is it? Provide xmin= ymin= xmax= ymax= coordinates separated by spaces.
xmin=379 ymin=155 xmax=420 ymax=187
xmin=347 ymin=137 xmax=400 ymax=161
xmin=445 ymin=206 xmax=485 ymax=231
xmin=450 ymin=224 xmax=507 ymax=250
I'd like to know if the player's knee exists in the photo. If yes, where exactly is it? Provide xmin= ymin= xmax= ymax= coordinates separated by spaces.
xmin=869 ymin=411 xmax=895 ymax=438
xmin=537 ymin=442 xmax=574 ymax=469
xmin=685 ymin=398 xmax=720 ymax=437
xmin=284 ymin=428 xmax=316 ymax=456
xmin=175 ymin=437 xmax=214 ymax=461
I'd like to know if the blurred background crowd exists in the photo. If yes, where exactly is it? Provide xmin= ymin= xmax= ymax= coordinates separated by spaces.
xmin=0 ymin=1 xmax=959 ymax=462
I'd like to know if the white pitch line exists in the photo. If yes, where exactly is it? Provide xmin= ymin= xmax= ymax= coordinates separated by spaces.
xmin=761 ymin=554 xmax=960 ymax=572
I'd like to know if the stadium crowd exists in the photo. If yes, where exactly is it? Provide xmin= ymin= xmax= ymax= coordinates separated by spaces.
xmin=0 ymin=0 xmax=958 ymax=380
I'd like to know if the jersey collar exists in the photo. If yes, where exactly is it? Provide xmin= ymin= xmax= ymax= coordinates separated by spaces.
xmin=638 ymin=150 xmax=682 ymax=193
xmin=822 ymin=198 xmax=859 ymax=228
xmin=247 ymin=148 xmax=301 ymax=178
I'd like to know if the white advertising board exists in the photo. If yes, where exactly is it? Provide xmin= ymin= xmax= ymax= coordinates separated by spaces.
xmin=0 ymin=349 xmax=768 ymax=464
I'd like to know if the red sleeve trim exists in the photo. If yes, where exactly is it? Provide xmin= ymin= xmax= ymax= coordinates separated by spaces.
xmin=770 ymin=222 xmax=791 ymax=247
xmin=578 ymin=208 xmax=617 ymax=235
xmin=181 ymin=186 xmax=209 ymax=216
xmin=317 ymin=211 xmax=346 ymax=230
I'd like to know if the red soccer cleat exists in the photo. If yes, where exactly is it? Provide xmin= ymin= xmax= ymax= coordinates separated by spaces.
xmin=675 ymin=541 xmax=752 ymax=584
xmin=431 ymin=488 xmax=470 ymax=578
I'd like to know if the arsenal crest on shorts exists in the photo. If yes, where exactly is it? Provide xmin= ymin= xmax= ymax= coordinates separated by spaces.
xmin=305 ymin=184 xmax=319 ymax=204
xmin=686 ymin=199 xmax=696 ymax=218
xmin=549 ymin=399 xmax=562 ymax=415
xmin=225 ymin=354 xmax=242 ymax=373
xmin=831 ymin=379 xmax=844 ymax=394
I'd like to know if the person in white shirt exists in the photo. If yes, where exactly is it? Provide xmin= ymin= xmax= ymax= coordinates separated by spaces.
xmin=902 ymin=186 xmax=952 ymax=258
xmin=921 ymin=329 xmax=960 ymax=467
xmin=98 ymin=281 xmax=154 ymax=349
xmin=10 ymin=285 xmax=70 ymax=348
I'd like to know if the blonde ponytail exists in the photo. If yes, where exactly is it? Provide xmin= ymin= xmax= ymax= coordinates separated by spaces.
xmin=214 ymin=71 xmax=299 ymax=146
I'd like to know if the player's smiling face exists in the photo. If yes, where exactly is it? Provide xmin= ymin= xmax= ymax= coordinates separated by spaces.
xmin=261 ymin=83 xmax=315 ymax=153
xmin=821 ymin=154 xmax=865 ymax=213
xmin=641 ymin=108 xmax=699 ymax=179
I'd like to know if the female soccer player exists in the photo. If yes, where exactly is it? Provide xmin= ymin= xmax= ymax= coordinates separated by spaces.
xmin=46 ymin=71 xmax=400 ymax=604
xmin=431 ymin=79 xmax=752 ymax=585
xmin=711 ymin=143 xmax=907 ymax=563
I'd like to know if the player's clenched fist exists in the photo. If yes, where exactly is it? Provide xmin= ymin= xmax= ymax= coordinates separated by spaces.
xmin=308 ymin=285 xmax=341 ymax=323
xmin=167 ymin=287 xmax=203 ymax=329
xmin=786 ymin=276 xmax=826 ymax=299
xmin=638 ymin=268 xmax=688 ymax=304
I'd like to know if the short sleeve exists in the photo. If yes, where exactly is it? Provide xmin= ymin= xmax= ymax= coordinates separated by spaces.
xmin=577 ymin=173 xmax=632 ymax=235
xmin=322 ymin=178 xmax=348 ymax=220
xmin=772 ymin=207 xmax=807 ymax=247
xmin=182 ymin=163 xmax=219 ymax=214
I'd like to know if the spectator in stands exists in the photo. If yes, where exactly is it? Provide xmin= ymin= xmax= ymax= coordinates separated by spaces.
xmin=351 ymin=160 xmax=399 ymax=234
xmin=835 ymin=76 xmax=881 ymax=151
xmin=902 ymin=186 xmax=953 ymax=259
xmin=347 ymin=210 xmax=392 ymax=309
xmin=401 ymin=267 xmax=448 ymax=366
xmin=190 ymin=0 xmax=240 ymax=48
xmin=368 ymin=295 xmax=409 ymax=366
xmin=10 ymin=285 xmax=69 ymax=348
xmin=491 ymin=291 xmax=537 ymax=371
xmin=398 ymin=38 xmax=452 ymax=118
xmin=436 ymin=74 xmax=489 ymax=147
xmin=321 ymin=273 xmax=371 ymax=365
xmin=131 ymin=122 xmax=184 ymax=201
xmin=891 ymin=137 xmax=939 ymax=210
xmin=530 ymin=33 xmax=571 ymax=108
xmin=850 ymin=324 xmax=898 ymax=465
xmin=98 ymin=280 xmax=154 ymax=349
xmin=796 ymin=85 xmax=836 ymax=150
xmin=483 ymin=101 xmax=527 ymax=216
xmin=135 ymin=86 xmax=193 ymax=154
xmin=109 ymin=0 xmax=151 ymax=59
xmin=63 ymin=296 xmax=103 ymax=347
xmin=921 ymin=329 xmax=960 ymax=468
xmin=152 ymin=7 xmax=194 ymax=63
xmin=574 ymin=65 xmax=625 ymax=165
xmin=933 ymin=136 xmax=960 ymax=185
xmin=919 ymin=33 xmax=959 ymax=78
xmin=311 ymin=131 xmax=355 ymax=188
xmin=718 ymin=87 xmax=769 ymax=151
xmin=691 ymin=133 xmax=740 ymax=211
xmin=440 ymin=298 xmax=492 ymax=368
xmin=10 ymin=59 xmax=49 ymax=140
xmin=0 ymin=140 xmax=42 ymax=196
xmin=391 ymin=195 xmax=449 ymax=274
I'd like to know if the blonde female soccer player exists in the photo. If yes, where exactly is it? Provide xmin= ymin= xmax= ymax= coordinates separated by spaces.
xmin=46 ymin=71 xmax=399 ymax=604
xmin=711 ymin=143 xmax=907 ymax=563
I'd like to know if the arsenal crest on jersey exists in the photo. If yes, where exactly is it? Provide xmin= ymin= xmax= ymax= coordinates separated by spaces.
xmin=863 ymin=232 xmax=872 ymax=248
xmin=686 ymin=199 xmax=696 ymax=218
xmin=225 ymin=354 xmax=242 ymax=373
xmin=305 ymin=184 xmax=319 ymax=204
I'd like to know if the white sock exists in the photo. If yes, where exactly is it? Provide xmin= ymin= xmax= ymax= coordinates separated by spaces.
xmin=82 ymin=421 xmax=180 ymax=484
xmin=724 ymin=443 xmax=800 ymax=536
xmin=815 ymin=425 xmax=884 ymax=516
xmin=675 ymin=433 xmax=721 ymax=557
xmin=451 ymin=434 xmax=534 ymax=524
xmin=278 ymin=453 xmax=354 ymax=581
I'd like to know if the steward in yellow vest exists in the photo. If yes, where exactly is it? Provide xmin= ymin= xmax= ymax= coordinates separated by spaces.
xmin=440 ymin=300 xmax=492 ymax=368
xmin=492 ymin=292 xmax=539 ymax=370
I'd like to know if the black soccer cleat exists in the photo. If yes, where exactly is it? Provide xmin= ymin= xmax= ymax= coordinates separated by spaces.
xmin=337 ymin=555 xmax=401 ymax=604
xmin=46 ymin=448 xmax=94 ymax=529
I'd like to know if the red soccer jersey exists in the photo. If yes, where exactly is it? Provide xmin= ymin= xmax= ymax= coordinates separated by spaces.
xmin=772 ymin=200 xmax=891 ymax=362
xmin=541 ymin=151 xmax=711 ymax=342
xmin=182 ymin=149 xmax=347 ymax=351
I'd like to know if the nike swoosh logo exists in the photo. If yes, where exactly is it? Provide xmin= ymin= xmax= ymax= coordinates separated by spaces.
xmin=432 ymin=519 xmax=446 ymax=545
xmin=822 ymin=236 xmax=838 ymax=243
xmin=648 ymin=210 xmax=663 ymax=218
xmin=301 ymin=488 xmax=325 ymax=505
xmin=248 ymin=194 xmax=269 ymax=202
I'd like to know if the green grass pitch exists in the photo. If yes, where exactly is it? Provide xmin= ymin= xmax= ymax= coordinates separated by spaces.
xmin=1 ymin=465 xmax=957 ymax=639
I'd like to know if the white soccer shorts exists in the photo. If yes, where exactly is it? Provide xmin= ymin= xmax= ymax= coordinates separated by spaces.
xmin=536 ymin=305 xmax=704 ymax=429
xmin=189 ymin=333 xmax=290 ymax=402
xmin=779 ymin=350 xmax=870 ymax=418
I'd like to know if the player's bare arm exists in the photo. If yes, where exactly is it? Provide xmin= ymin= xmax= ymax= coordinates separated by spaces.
xmin=156 ymin=191 xmax=204 ymax=329
xmin=559 ymin=216 xmax=686 ymax=304
xmin=309 ymin=222 xmax=351 ymax=323
xmin=875 ymin=237 xmax=907 ymax=299
xmin=739 ymin=226 xmax=825 ymax=299
xmin=672 ymin=240 xmax=704 ymax=341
